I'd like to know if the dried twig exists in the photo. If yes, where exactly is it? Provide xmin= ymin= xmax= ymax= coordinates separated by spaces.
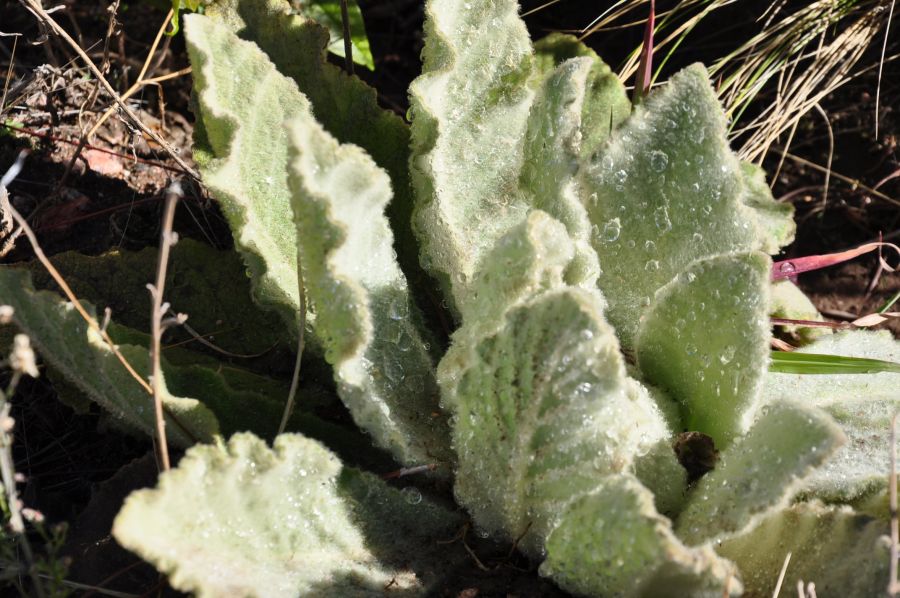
xmin=773 ymin=551 xmax=792 ymax=598
xmin=18 ymin=0 xmax=200 ymax=181
xmin=277 ymin=246 xmax=307 ymax=436
xmin=147 ymin=181 xmax=187 ymax=471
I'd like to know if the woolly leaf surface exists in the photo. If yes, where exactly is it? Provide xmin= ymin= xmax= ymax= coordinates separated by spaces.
xmin=113 ymin=433 xmax=464 ymax=598
xmin=185 ymin=13 xmax=311 ymax=336
xmin=717 ymin=502 xmax=889 ymax=596
xmin=582 ymin=64 xmax=766 ymax=348
xmin=0 ymin=267 xmax=218 ymax=447
xmin=287 ymin=116 xmax=452 ymax=467
xmin=676 ymin=402 xmax=845 ymax=545
xmin=762 ymin=330 xmax=900 ymax=502
xmin=409 ymin=0 xmax=536 ymax=310
xmin=636 ymin=252 xmax=771 ymax=447
xmin=441 ymin=287 xmax=670 ymax=555
xmin=738 ymin=162 xmax=795 ymax=254
xmin=540 ymin=475 xmax=740 ymax=598
xmin=202 ymin=0 xmax=423 ymax=302
xmin=520 ymin=48 xmax=629 ymax=287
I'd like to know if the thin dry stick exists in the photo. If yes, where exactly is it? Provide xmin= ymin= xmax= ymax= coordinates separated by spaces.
xmin=778 ymin=150 xmax=900 ymax=209
xmin=147 ymin=181 xmax=185 ymax=471
xmin=811 ymin=103 xmax=833 ymax=209
xmin=19 ymin=0 xmax=200 ymax=181
xmin=875 ymin=0 xmax=896 ymax=138
xmin=339 ymin=0 xmax=354 ymax=75
xmin=773 ymin=551 xmax=792 ymax=598
xmin=277 ymin=246 xmax=307 ymax=436
xmin=2 ymin=151 xmax=198 ymax=444
xmin=3 ymin=159 xmax=151 ymax=394
xmin=889 ymin=411 xmax=899 ymax=596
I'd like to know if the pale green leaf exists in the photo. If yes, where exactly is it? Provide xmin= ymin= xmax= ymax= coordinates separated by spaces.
xmin=200 ymin=0 xmax=424 ymax=316
xmin=24 ymin=239 xmax=289 ymax=359
xmin=540 ymin=475 xmax=740 ymax=598
xmin=763 ymin=330 xmax=900 ymax=502
xmin=770 ymin=279 xmax=831 ymax=343
xmin=676 ymin=402 xmax=845 ymax=545
xmin=113 ymin=433 xmax=465 ymax=598
xmin=440 ymin=286 xmax=671 ymax=555
xmin=636 ymin=252 xmax=771 ymax=447
xmin=409 ymin=0 xmax=536 ymax=311
xmin=738 ymin=162 xmax=795 ymax=254
xmin=521 ymin=38 xmax=629 ymax=288
xmin=0 ymin=267 xmax=218 ymax=447
xmin=185 ymin=13 xmax=313 ymax=336
xmin=298 ymin=0 xmax=374 ymax=70
xmin=716 ymin=502 xmax=890 ymax=596
xmin=458 ymin=210 xmax=577 ymax=329
xmin=582 ymin=64 xmax=769 ymax=348
xmin=287 ymin=116 xmax=452 ymax=467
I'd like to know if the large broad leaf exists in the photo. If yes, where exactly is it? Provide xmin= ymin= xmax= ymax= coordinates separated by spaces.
xmin=762 ymin=330 xmax=900 ymax=503
xmin=113 ymin=433 xmax=465 ymax=598
xmin=440 ymin=285 xmax=671 ymax=555
xmin=582 ymin=64 xmax=772 ymax=348
xmin=199 ymin=0 xmax=425 ymax=321
xmin=716 ymin=502 xmax=890 ymax=596
xmin=287 ymin=116 xmax=452 ymax=467
xmin=0 ymin=267 xmax=218 ymax=447
xmin=636 ymin=252 xmax=771 ymax=447
xmin=24 ymin=239 xmax=289 ymax=360
xmin=676 ymin=402 xmax=845 ymax=545
xmin=185 ymin=13 xmax=313 ymax=336
xmin=521 ymin=37 xmax=630 ymax=288
xmin=409 ymin=0 xmax=536 ymax=311
xmin=541 ymin=475 xmax=740 ymax=598
xmin=458 ymin=210 xmax=577 ymax=330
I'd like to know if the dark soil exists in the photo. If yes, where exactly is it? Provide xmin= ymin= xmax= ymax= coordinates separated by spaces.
xmin=0 ymin=0 xmax=897 ymax=596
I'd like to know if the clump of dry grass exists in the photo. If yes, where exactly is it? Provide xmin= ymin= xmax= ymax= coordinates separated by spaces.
xmin=540 ymin=0 xmax=897 ymax=164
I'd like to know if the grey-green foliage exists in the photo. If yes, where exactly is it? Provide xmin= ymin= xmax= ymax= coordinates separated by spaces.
xmin=8 ymin=0 xmax=897 ymax=596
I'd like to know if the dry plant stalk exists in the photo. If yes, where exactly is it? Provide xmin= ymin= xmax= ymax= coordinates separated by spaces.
xmin=147 ymin=181 xmax=187 ymax=471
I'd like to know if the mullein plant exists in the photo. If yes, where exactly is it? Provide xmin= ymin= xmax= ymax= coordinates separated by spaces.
xmin=1 ymin=0 xmax=898 ymax=596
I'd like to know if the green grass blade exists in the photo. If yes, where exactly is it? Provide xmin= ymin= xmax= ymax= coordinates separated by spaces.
xmin=770 ymin=351 xmax=900 ymax=375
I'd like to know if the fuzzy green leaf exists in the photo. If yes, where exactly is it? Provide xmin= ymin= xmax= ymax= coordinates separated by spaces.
xmin=459 ymin=210 xmax=577 ymax=329
xmin=24 ymin=239 xmax=289 ymax=359
xmin=185 ymin=13 xmax=313 ymax=336
xmin=763 ymin=330 xmax=900 ymax=502
xmin=582 ymin=65 xmax=771 ymax=348
xmin=738 ymin=162 xmax=795 ymax=253
xmin=636 ymin=252 xmax=771 ymax=447
xmin=676 ymin=402 xmax=845 ymax=545
xmin=287 ymin=116 xmax=452 ymax=467
xmin=541 ymin=475 xmax=740 ymax=598
xmin=441 ymin=286 xmax=672 ymax=555
xmin=0 ymin=267 xmax=218 ymax=447
xmin=717 ymin=502 xmax=890 ymax=596
xmin=520 ymin=42 xmax=630 ymax=288
xmin=113 ymin=433 xmax=465 ymax=598
xmin=200 ymin=0 xmax=424 ymax=315
xmin=409 ymin=0 xmax=536 ymax=311
xmin=770 ymin=279 xmax=831 ymax=343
